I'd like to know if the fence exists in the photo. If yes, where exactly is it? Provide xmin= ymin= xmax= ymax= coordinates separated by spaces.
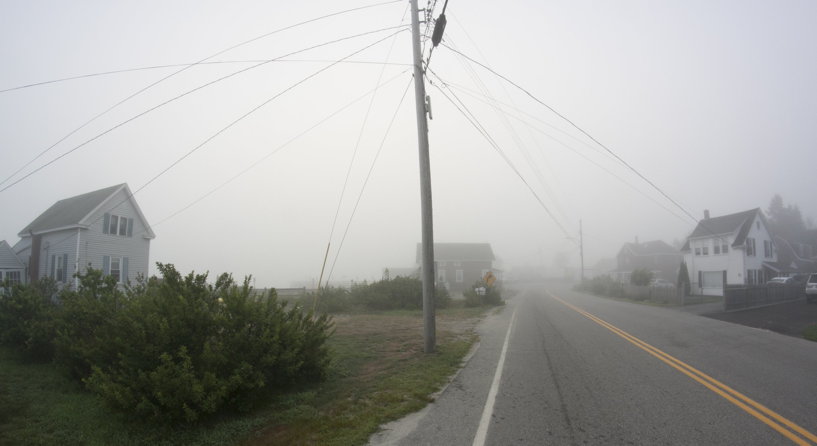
xmin=724 ymin=284 xmax=803 ymax=311
xmin=622 ymin=284 xmax=682 ymax=305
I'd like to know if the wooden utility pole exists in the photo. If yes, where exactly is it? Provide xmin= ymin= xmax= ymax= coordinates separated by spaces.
xmin=579 ymin=220 xmax=585 ymax=282
xmin=410 ymin=0 xmax=436 ymax=353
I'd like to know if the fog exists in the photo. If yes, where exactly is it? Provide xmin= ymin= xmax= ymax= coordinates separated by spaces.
xmin=2 ymin=0 xmax=815 ymax=287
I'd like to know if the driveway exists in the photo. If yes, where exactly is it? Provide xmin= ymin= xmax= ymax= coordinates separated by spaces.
xmin=702 ymin=299 xmax=817 ymax=338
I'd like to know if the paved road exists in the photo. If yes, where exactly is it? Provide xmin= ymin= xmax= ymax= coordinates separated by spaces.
xmin=370 ymin=283 xmax=817 ymax=445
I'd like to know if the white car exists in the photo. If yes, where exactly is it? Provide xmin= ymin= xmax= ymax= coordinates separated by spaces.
xmin=650 ymin=278 xmax=674 ymax=288
xmin=806 ymin=273 xmax=817 ymax=304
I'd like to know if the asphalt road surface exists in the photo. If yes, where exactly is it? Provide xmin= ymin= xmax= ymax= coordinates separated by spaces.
xmin=369 ymin=283 xmax=817 ymax=446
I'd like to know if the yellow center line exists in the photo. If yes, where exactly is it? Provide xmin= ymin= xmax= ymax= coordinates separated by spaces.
xmin=548 ymin=292 xmax=817 ymax=446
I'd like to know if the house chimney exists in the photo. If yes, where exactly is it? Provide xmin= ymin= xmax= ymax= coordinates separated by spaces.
xmin=704 ymin=209 xmax=710 ymax=220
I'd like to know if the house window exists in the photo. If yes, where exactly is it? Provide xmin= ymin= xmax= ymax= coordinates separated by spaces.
xmin=5 ymin=271 xmax=20 ymax=286
xmin=109 ymin=215 xmax=119 ymax=235
xmin=763 ymin=240 xmax=772 ymax=258
xmin=110 ymin=257 xmax=121 ymax=283
xmin=105 ymin=213 xmax=132 ymax=237
xmin=702 ymin=245 xmax=709 ymax=256
xmin=722 ymin=240 xmax=729 ymax=254
xmin=103 ymin=255 xmax=128 ymax=284
xmin=52 ymin=254 xmax=67 ymax=282
xmin=714 ymin=240 xmax=720 ymax=255
xmin=456 ymin=270 xmax=464 ymax=283
xmin=746 ymin=238 xmax=756 ymax=256
xmin=695 ymin=247 xmax=701 ymax=256
xmin=747 ymin=269 xmax=756 ymax=285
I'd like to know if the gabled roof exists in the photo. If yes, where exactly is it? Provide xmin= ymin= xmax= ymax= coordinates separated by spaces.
xmin=619 ymin=240 xmax=678 ymax=257
xmin=681 ymin=208 xmax=764 ymax=251
xmin=0 ymin=240 xmax=25 ymax=269
xmin=18 ymin=183 xmax=155 ymax=239
xmin=416 ymin=243 xmax=495 ymax=263
xmin=770 ymin=236 xmax=816 ymax=274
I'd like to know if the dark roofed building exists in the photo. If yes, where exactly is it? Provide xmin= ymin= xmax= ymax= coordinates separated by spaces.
xmin=416 ymin=243 xmax=496 ymax=294
xmin=615 ymin=239 xmax=681 ymax=283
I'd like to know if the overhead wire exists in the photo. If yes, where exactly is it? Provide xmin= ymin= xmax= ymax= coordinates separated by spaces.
xmin=0 ymin=0 xmax=403 ymax=190
xmin=441 ymin=43 xmax=701 ymax=228
xmin=317 ymin=11 xmax=407 ymax=290
xmin=33 ymin=30 xmax=409 ymax=257
xmin=325 ymin=78 xmax=414 ymax=286
xmin=149 ymin=70 xmax=411 ymax=230
xmin=0 ymin=25 xmax=409 ymax=195
xmin=438 ymin=78 xmax=691 ymax=224
xmin=443 ymin=34 xmax=571 ymax=227
xmin=0 ymin=58 xmax=412 ymax=94
xmin=426 ymin=68 xmax=574 ymax=242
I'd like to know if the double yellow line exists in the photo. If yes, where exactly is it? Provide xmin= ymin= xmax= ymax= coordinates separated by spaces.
xmin=548 ymin=292 xmax=817 ymax=446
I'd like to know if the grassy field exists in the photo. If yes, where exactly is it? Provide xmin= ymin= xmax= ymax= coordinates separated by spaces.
xmin=0 ymin=305 xmax=490 ymax=446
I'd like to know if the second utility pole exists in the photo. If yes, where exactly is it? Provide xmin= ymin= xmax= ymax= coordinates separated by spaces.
xmin=410 ymin=0 xmax=436 ymax=353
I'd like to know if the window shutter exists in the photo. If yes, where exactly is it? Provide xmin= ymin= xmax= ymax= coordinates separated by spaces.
xmin=122 ymin=257 xmax=129 ymax=283
xmin=103 ymin=256 xmax=110 ymax=276
xmin=127 ymin=218 xmax=134 ymax=237
xmin=63 ymin=254 xmax=68 ymax=281
xmin=103 ymin=213 xmax=110 ymax=234
xmin=50 ymin=254 xmax=56 ymax=279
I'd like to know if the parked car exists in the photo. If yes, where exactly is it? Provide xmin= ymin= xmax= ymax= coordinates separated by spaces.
xmin=767 ymin=276 xmax=793 ymax=285
xmin=806 ymin=273 xmax=817 ymax=304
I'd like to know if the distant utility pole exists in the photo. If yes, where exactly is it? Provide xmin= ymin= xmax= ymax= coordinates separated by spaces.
xmin=579 ymin=220 xmax=585 ymax=282
xmin=410 ymin=0 xmax=436 ymax=353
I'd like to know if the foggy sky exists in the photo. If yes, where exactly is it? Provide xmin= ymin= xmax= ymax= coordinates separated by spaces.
xmin=2 ymin=0 xmax=816 ymax=287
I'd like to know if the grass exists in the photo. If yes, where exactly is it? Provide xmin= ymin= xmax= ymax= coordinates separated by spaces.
xmin=802 ymin=324 xmax=817 ymax=342
xmin=0 ymin=304 xmax=489 ymax=446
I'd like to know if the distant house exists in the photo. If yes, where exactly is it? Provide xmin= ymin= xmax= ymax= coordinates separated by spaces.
xmin=0 ymin=240 xmax=25 ymax=288
xmin=614 ymin=239 xmax=681 ymax=283
xmin=681 ymin=208 xmax=776 ymax=296
xmin=766 ymin=235 xmax=816 ymax=277
xmin=416 ymin=243 xmax=496 ymax=294
xmin=13 ymin=184 xmax=155 ymax=287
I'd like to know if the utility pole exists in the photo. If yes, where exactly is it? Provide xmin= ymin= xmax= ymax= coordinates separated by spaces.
xmin=410 ymin=0 xmax=436 ymax=353
xmin=579 ymin=220 xmax=585 ymax=282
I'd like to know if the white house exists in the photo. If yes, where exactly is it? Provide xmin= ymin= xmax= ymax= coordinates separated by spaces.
xmin=0 ymin=240 xmax=26 ymax=287
xmin=681 ymin=208 xmax=776 ymax=296
xmin=13 ymin=184 xmax=155 ymax=288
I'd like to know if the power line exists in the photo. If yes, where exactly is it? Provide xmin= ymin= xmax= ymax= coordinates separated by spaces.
xmin=150 ymin=70 xmax=411 ymax=230
xmin=0 ymin=0 xmax=403 ymax=189
xmin=318 ymin=18 xmax=406 ymax=290
xmin=442 ymin=43 xmax=700 ymax=226
xmin=33 ymin=34 xmax=410 ymax=256
xmin=0 ymin=25 xmax=409 ymax=195
xmin=427 ymin=69 xmax=574 ymax=241
xmin=0 ymin=59 xmax=411 ymax=94
xmin=325 ymin=78 xmax=414 ymax=285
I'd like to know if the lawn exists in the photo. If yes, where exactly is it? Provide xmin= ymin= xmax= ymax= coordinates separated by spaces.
xmin=0 ymin=305 xmax=489 ymax=445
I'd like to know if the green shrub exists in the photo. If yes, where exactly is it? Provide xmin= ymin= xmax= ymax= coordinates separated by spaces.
xmin=630 ymin=268 xmax=653 ymax=286
xmin=53 ymin=269 xmax=125 ymax=380
xmin=84 ymin=264 xmax=333 ymax=423
xmin=0 ymin=278 xmax=59 ymax=361
xmin=575 ymin=275 xmax=625 ymax=298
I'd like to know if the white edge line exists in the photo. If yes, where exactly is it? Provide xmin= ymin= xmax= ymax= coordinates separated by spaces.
xmin=472 ymin=306 xmax=519 ymax=446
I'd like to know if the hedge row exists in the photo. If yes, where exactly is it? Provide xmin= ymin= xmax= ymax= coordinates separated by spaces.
xmin=0 ymin=263 xmax=332 ymax=423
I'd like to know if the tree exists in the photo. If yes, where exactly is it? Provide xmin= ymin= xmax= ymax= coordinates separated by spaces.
xmin=630 ymin=268 xmax=653 ymax=286
xmin=677 ymin=261 xmax=691 ymax=296
xmin=767 ymin=194 xmax=806 ymax=239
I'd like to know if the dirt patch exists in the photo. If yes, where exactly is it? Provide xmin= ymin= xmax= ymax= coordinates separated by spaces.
xmin=704 ymin=299 xmax=817 ymax=338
